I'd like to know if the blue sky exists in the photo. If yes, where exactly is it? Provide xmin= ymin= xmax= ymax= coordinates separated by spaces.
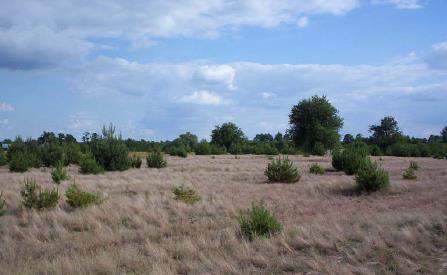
xmin=0 ymin=0 xmax=446 ymax=141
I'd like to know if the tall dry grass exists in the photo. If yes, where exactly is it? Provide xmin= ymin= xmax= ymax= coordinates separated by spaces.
xmin=0 ymin=155 xmax=446 ymax=274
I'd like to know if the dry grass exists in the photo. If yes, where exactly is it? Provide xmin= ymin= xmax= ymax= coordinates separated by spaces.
xmin=0 ymin=155 xmax=446 ymax=274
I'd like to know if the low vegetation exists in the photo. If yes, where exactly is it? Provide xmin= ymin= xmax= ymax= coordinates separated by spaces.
xmin=172 ymin=185 xmax=201 ymax=204
xmin=332 ymin=145 xmax=369 ymax=175
xmin=309 ymin=163 xmax=325 ymax=175
xmin=79 ymin=154 xmax=104 ymax=174
xmin=146 ymin=151 xmax=167 ymax=168
xmin=265 ymin=156 xmax=300 ymax=183
xmin=20 ymin=178 xmax=59 ymax=209
xmin=65 ymin=183 xmax=102 ymax=208
xmin=0 ymin=191 xmax=5 ymax=216
xmin=51 ymin=162 xmax=70 ymax=184
xmin=238 ymin=202 xmax=282 ymax=239
xmin=355 ymin=160 xmax=390 ymax=192
xmin=130 ymin=156 xmax=142 ymax=168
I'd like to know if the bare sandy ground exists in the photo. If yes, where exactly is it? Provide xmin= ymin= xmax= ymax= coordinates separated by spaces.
xmin=0 ymin=155 xmax=446 ymax=274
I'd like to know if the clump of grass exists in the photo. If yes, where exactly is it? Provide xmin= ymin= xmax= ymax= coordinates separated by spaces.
xmin=51 ymin=161 xmax=70 ymax=184
xmin=409 ymin=161 xmax=419 ymax=171
xmin=65 ymin=183 xmax=102 ymax=208
xmin=0 ymin=191 xmax=6 ymax=216
xmin=403 ymin=167 xmax=417 ymax=180
xmin=146 ymin=151 xmax=167 ymax=168
xmin=21 ymin=178 xmax=59 ymax=209
xmin=265 ymin=156 xmax=300 ymax=183
xmin=238 ymin=201 xmax=282 ymax=239
xmin=356 ymin=160 xmax=390 ymax=192
xmin=173 ymin=185 xmax=201 ymax=204
xmin=309 ymin=163 xmax=325 ymax=175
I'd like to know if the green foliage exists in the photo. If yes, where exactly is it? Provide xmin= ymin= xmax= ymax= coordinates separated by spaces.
xmin=172 ymin=185 xmax=201 ymax=204
xmin=265 ymin=156 xmax=300 ymax=183
xmin=194 ymin=140 xmax=212 ymax=155
xmin=169 ymin=146 xmax=188 ymax=158
xmin=402 ymin=167 xmax=417 ymax=180
xmin=51 ymin=162 xmax=70 ymax=184
xmin=9 ymin=152 xmax=32 ymax=172
xmin=89 ymin=124 xmax=131 ymax=171
xmin=146 ymin=151 xmax=167 ymax=168
xmin=288 ymin=95 xmax=343 ymax=153
xmin=409 ymin=161 xmax=419 ymax=170
xmin=309 ymin=163 xmax=325 ymax=175
xmin=130 ymin=156 xmax=142 ymax=168
xmin=369 ymin=144 xmax=382 ymax=156
xmin=442 ymin=126 xmax=447 ymax=143
xmin=7 ymin=137 xmax=41 ymax=172
xmin=0 ymin=150 xmax=7 ymax=166
xmin=0 ymin=191 xmax=6 ymax=216
xmin=40 ymin=143 xmax=64 ymax=167
xmin=210 ymin=144 xmax=227 ymax=155
xmin=79 ymin=154 xmax=104 ymax=174
xmin=173 ymin=132 xmax=198 ymax=152
xmin=369 ymin=116 xmax=402 ymax=149
xmin=63 ymin=143 xmax=82 ymax=165
xmin=343 ymin=134 xmax=354 ymax=144
xmin=238 ymin=202 xmax=282 ymax=239
xmin=211 ymin=122 xmax=246 ymax=150
xmin=65 ymin=183 xmax=101 ymax=208
xmin=21 ymin=178 xmax=59 ymax=209
xmin=312 ymin=142 xmax=326 ymax=156
xmin=355 ymin=160 xmax=390 ymax=192
xmin=331 ymin=145 xmax=369 ymax=175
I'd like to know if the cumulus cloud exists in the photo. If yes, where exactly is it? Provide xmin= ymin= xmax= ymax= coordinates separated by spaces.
xmin=425 ymin=42 xmax=447 ymax=70
xmin=179 ymin=90 xmax=223 ymax=105
xmin=197 ymin=65 xmax=236 ymax=90
xmin=0 ymin=102 xmax=15 ymax=111
xmin=0 ymin=0 xmax=424 ymax=70
xmin=371 ymin=0 xmax=423 ymax=9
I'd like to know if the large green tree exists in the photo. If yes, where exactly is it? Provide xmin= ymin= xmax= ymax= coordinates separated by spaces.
xmin=369 ymin=116 xmax=402 ymax=149
xmin=288 ymin=95 xmax=343 ymax=152
xmin=441 ymin=126 xmax=447 ymax=143
xmin=211 ymin=122 xmax=246 ymax=150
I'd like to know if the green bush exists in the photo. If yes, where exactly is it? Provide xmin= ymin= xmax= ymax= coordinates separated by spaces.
xmin=210 ymin=144 xmax=227 ymax=155
xmin=130 ymin=156 xmax=142 ymax=168
xmin=79 ymin=155 xmax=104 ymax=174
xmin=195 ymin=140 xmax=212 ymax=155
xmin=89 ymin=124 xmax=131 ymax=171
xmin=332 ymin=146 xmax=369 ymax=175
xmin=9 ymin=152 xmax=32 ymax=172
xmin=369 ymin=145 xmax=382 ymax=156
xmin=238 ymin=202 xmax=282 ymax=239
xmin=0 ymin=150 xmax=7 ymax=166
xmin=169 ymin=146 xmax=188 ymax=158
xmin=172 ymin=185 xmax=201 ymax=204
xmin=309 ymin=163 xmax=325 ymax=175
xmin=265 ymin=156 xmax=300 ymax=183
xmin=355 ymin=160 xmax=390 ymax=192
xmin=51 ymin=162 xmax=70 ymax=184
xmin=21 ymin=178 xmax=59 ymax=209
xmin=65 ymin=183 xmax=101 ymax=208
xmin=146 ymin=151 xmax=167 ymax=168
xmin=0 ymin=191 xmax=6 ymax=216
xmin=312 ymin=142 xmax=326 ymax=156
xmin=40 ymin=143 xmax=65 ymax=167
xmin=403 ymin=167 xmax=417 ymax=180
xmin=63 ymin=143 xmax=82 ymax=165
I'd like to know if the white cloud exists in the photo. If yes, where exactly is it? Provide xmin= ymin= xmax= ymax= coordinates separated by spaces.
xmin=426 ymin=41 xmax=447 ymax=70
xmin=297 ymin=17 xmax=309 ymax=28
xmin=0 ymin=119 xmax=9 ymax=125
xmin=261 ymin=92 xmax=277 ymax=99
xmin=371 ymin=0 xmax=423 ymax=9
xmin=0 ymin=102 xmax=15 ymax=111
xmin=198 ymin=65 xmax=236 ymax=90
xmin=179 ymin=90 xmax=223 ymax=105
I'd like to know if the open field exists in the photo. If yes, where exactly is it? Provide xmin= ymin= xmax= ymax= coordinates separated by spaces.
xmin=0 ymin=155 xmax=446 ymax=274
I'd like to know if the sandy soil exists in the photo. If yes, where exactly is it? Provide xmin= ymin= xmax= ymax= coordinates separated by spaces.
xmin=0 ymin=155 xmax=446 ymax=274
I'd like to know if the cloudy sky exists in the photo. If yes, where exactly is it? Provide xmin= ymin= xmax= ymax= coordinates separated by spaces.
xmin=0 ymin=0 xmax=446 ymax=141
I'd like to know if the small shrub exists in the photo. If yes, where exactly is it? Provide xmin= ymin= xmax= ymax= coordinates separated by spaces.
xmin=369 ymin=145 xmax=382 ymax=156
xmin=265 ymin=156 xmax=300 ymax=183
xmin=238 ymin=202 xmax=282 ymax=239
xmin=195 ymin=141 xmax=212 ymax=155
xmin=0 ymin=150 xmax=7 ymax=166
xmin=169 ymin=147 xmax=188 ymax=158
xmin=312 ymin=142 xmax=326 ymax=156
xmin=40 ymin=143 xmax=65 ymax=167
xmin=0 ymin=191 xmax=6 ymax=216
xmin=309 ymin=163 xmax=325 ymax=175
xmin=172 ymin=185 xmax=201 ymax=204
xmin=331 ymin=149 xmax=344 ymax=171
xmin=130 ymin=156 xmax=142 ymax=168
xmin=409 ymin=161 xmax=419 ymax=170
xmin=21 ymin=178 xmax=59 ymax=209
xmin=355 ymin=161 xmax=390 ymax=192
xmin=146 ymin=151 xmax=167 ymax=168
xmin=332 ymin=147 xmax=369 ymax=175
xmin=9 ymin=152 xmax=31 ymax=172
xmin=79 ymin=155 xmax=104 ymax=174
xmin=51 ymin=162 xmax=70 ymax=184
xmin=65 ymin=183 xmax=101 ymax=208
xmin=403 ymin=167 xmax=417 ymax=180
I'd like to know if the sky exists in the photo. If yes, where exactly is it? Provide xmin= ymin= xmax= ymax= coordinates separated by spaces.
xmin=0 ymin=0 xmax=446 ymax=141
